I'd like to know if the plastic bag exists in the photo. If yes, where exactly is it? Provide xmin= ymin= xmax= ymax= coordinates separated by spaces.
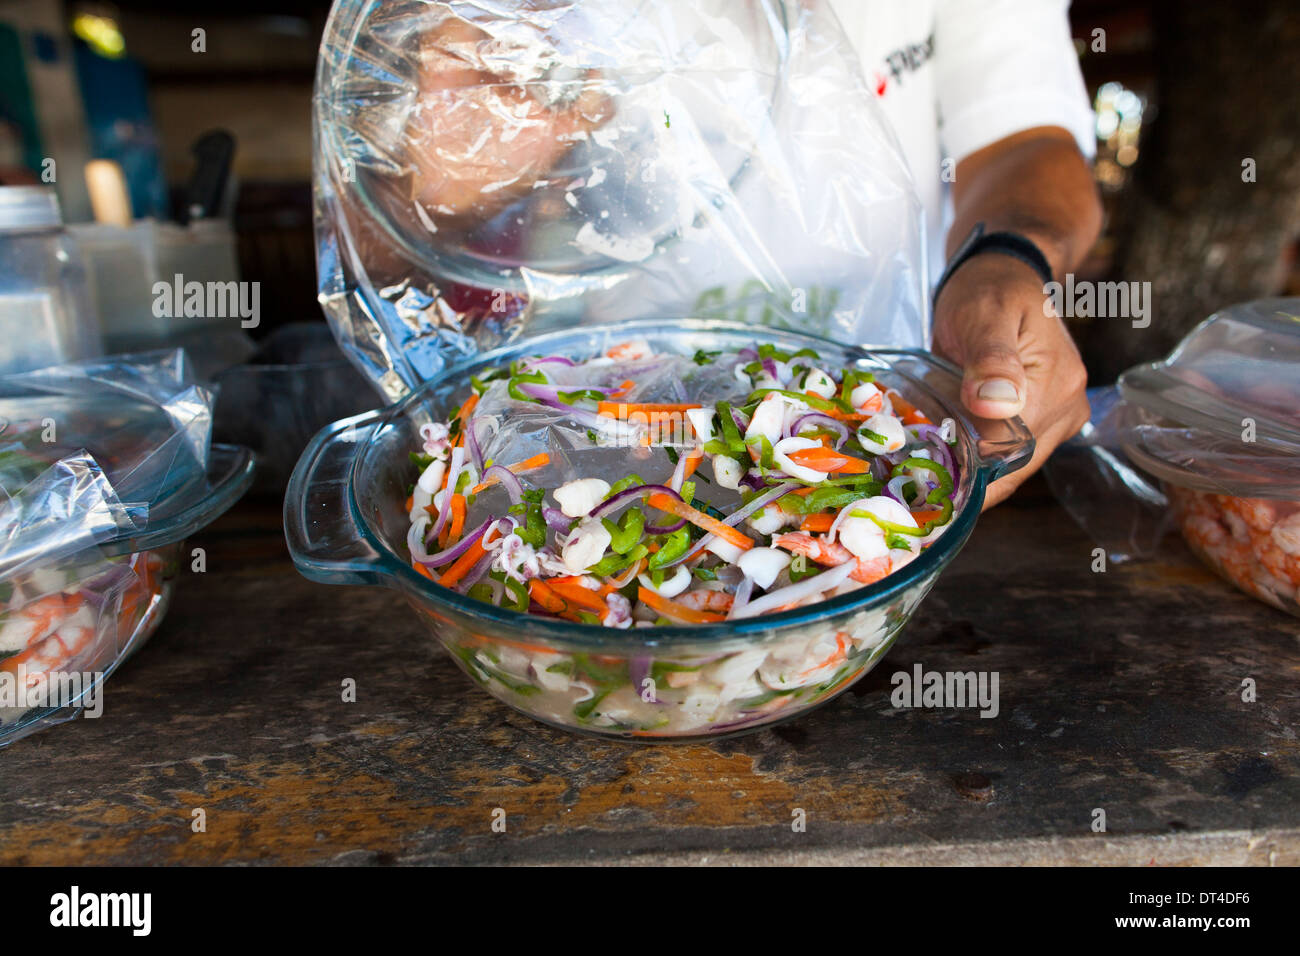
xmin=313 ymin=0 xmax=928 ymax=402
xmin=0 ymin=350 xmax=247 ymax=745
xmin=0 ymin=349 xmax=212 ymax=579
xmin=1044 ymin=298 xmax=1300 ymax=614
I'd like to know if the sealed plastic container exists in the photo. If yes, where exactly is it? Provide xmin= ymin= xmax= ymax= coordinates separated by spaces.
xmin=287 ymin=319 xmax=1032 ymax=740
xmin=0 ymin=352 xmax=254 ymax=745
xmin=1116 ymin=298 xmax=1300 ymax=615
xmin=0 ymin=186 xmax=101 ymax=376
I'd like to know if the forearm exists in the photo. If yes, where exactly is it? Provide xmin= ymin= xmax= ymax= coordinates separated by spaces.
xmin=948 ymin=126 xmax=1103 ymax=278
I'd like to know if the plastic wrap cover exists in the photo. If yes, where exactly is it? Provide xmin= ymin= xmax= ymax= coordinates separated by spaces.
xmin=313 ymin=0 xmax=928 ymax=402
xmin=0 ymin=349 xmax=212 ymax=582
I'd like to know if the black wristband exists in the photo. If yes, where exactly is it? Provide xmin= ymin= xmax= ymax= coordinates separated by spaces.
xmin=933 ymin=222 xmax=1054 ymax=306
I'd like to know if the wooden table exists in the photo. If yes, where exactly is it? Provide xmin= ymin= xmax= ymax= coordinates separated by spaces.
xmin=2 ymin=477 xmax=1297 ymax=866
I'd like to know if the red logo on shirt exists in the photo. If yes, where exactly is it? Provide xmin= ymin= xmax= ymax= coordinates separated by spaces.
xmin=875 ymin=33 xmax=935 ymax=98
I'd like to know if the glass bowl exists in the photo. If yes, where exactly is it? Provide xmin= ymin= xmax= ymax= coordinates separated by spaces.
xmin=285 ymin=319 xmax=1032 ymax=740
xmin=0 ymin=445 xmax=256 ymax=746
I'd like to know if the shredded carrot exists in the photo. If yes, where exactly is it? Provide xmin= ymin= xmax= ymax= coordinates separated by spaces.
xmin=799 ymin=513 xmax=836 ymax=532
xmin=681 ymin=448 xmax=704 ymax=481
xmin=546 ymin=579 xmax=609 ymax=614
xmin=637 ymin=586 xmax=726 ymax=623
xmin=527 ymin=579 xmax=567 ymax=614
xmin=608 ymin=379 xmax=636 ymax=398
xmin=885 ymin=389 xmax=933 ymax=426
xmin=596 ymin=401 xmax=702 ymax=417
xmin=785 ymin=446 xmax=871 ymax=475
xmin=438 ymin=538 xmax=487 ymax=589
xmin=470 ymin=452 xmax=551 ymax=493
xmin=413 ymin=562 xmax=438 ymax=582
xmin=451 ymin=394 xmax=479 ymax=447
xmin=646 ymin=493 xmax=754 ymax=551
xmin=447 ymin=494 xmax=466 ymax=542
xmin=404 ymin=494 xmax=414 ymax=513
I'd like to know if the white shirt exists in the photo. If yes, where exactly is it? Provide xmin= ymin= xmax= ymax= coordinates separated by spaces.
xmin=570 ymin=0 xmax=1096 ymax=347
xmin=829 ymin=0 xmax=1097 ymax=279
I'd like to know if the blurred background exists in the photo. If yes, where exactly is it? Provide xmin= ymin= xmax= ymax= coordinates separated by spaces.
xmin=0 ymin=0 xmax=1295 ymax=403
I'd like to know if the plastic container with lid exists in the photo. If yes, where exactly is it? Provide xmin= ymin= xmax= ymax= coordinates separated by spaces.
xmin=0 ymin=350 xmax=255 ymax=746
xmin=0 ymin=186 xmax=102 ymax=376
xmin=1046 ymin=298 xmax=1300 ymax=616
xmin=1118 ymin=299 xmax=1300 ymax=615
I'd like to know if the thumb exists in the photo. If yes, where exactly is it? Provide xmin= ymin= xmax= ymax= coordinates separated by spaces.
xmin=955 ymin=324 xmax=1028 ymax=420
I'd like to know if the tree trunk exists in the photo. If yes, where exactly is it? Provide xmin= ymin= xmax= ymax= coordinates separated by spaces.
xmin=1082 ymin=0 xmax=1300 ymax=382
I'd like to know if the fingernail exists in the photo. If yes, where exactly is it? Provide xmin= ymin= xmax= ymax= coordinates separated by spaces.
xmin=977 ymin=378 xmax=1021 ymax=404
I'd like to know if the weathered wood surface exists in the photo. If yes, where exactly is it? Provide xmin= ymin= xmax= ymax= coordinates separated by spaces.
xmin=2 ymin=478 xmax=1296 ymax=866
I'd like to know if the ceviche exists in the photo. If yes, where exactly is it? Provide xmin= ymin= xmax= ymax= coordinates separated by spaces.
xmin=405 ymin=340 xmax=961 ymax=626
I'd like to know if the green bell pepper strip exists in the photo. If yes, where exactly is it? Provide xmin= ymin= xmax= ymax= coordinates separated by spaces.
xmin=602 ymin=508 xmax=645 ymax=555
xmin=647 ymin=526 xmax=690 ymax=570
xmin=517 ymin=504 xmax=547 ymax=547
xmin=716 ymin=401 xmax=746 ymax=454
xmin=606 ymin=473 xmax=647 ymax=497
xmin=507 ymin=369 xmax=549 ymax=402
xmin=590 ymin=543 xmax=649 ymax=577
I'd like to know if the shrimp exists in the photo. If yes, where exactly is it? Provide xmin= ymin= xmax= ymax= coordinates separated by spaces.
xmin=675 ymin=589 xmax=734 ymax=614
xmin=0 ymin=595 xmax=96 ymax=687
xmin=605 ymin=340 xmax=651 ymax=362
xmin=772 ymin=533 xmax=892 ymax=584
xmin=1217 ymin=495 xmax=1277 ymax=533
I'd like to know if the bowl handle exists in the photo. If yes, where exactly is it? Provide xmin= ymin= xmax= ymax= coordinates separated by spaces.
xmin=284 ymin=410 xmax=389 ymax=586
xmin=863 ymin=349 xmax=1036 ymax=481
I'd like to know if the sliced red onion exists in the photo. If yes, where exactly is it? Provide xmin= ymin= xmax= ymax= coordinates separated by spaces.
xmin=428 ymin=445 xmax=465 ymax=542
xmin=481 ymin=463 xmax=525 ymax=505
xmin=589 ymin=484 xmax=682 ymax=521
xmin=737 ymin=348 xmax=758 ymax=361
xmin=789 ymin=412 xmax=849 ymax=449
xmin=761 ymin=357 xmax=780 ymax=380
xmin=729 ymin=561 xmax=856 ymax=619
xmin=456 ymin=550 xmax=497 ymax=593
xmin=542 ymin=507 xmax=572 ymax=532
xmin=517 ymin=382 xmax=632 ymax=435
xmin=608 ymin=558 xmax=644 ymax=588
xmin=884 ymin=475 xmax=914 ymax=507
xmin=519 ymin=355 xmax=576 ymax=371
xmin=727 ymin=575 xmax=755 ymax=619
xmin=629 ymin=656 xmax=661 ymax=703
xmin=730 ymin=406 xmax=750 ymax=433
xmin=484 ymin=517 xmax=518 ymax=548
xmin=739 ymin=470 xmax=769 ymax=491
xmin=662 ymin=481 xmax=797 ymax=569
xmin=645 ymin=516 xmax=687 ymax=535
xmin=416 ymin=517 xmax=493 ymax=568
xmin=907 ymin=424 xmax=956 ymax=475
xmin=463 ymin=418 xmax=484 ymax=473
xmin=668 ymin=447 xmax=688 ymax=492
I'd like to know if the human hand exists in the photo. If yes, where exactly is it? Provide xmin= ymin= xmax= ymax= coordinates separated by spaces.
xmin=931 ymin=254 xmax=1090 ymax=509
xmin=406 ymin=18 xmax=610 ymax=223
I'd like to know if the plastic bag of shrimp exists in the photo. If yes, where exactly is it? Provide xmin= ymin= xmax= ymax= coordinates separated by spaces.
xmin=1045 ymin=297 xmax=1300 ymax=617
xmin=0 ymin=350 xmax=254 ymax=745
xmin=312 ymin=0 xmax=928 ymax=403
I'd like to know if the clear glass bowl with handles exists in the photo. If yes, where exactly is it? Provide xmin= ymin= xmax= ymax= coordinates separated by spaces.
xmin=285 ymin=319 xmax=1032 ymax=741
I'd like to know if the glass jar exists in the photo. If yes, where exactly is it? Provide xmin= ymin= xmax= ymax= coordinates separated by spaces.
xmin=0 ymin=185 xmax=101 ymax=375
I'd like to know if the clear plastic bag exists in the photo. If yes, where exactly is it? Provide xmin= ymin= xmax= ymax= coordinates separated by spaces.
xmin=313 ymin=0 xmax=928 ymax=402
